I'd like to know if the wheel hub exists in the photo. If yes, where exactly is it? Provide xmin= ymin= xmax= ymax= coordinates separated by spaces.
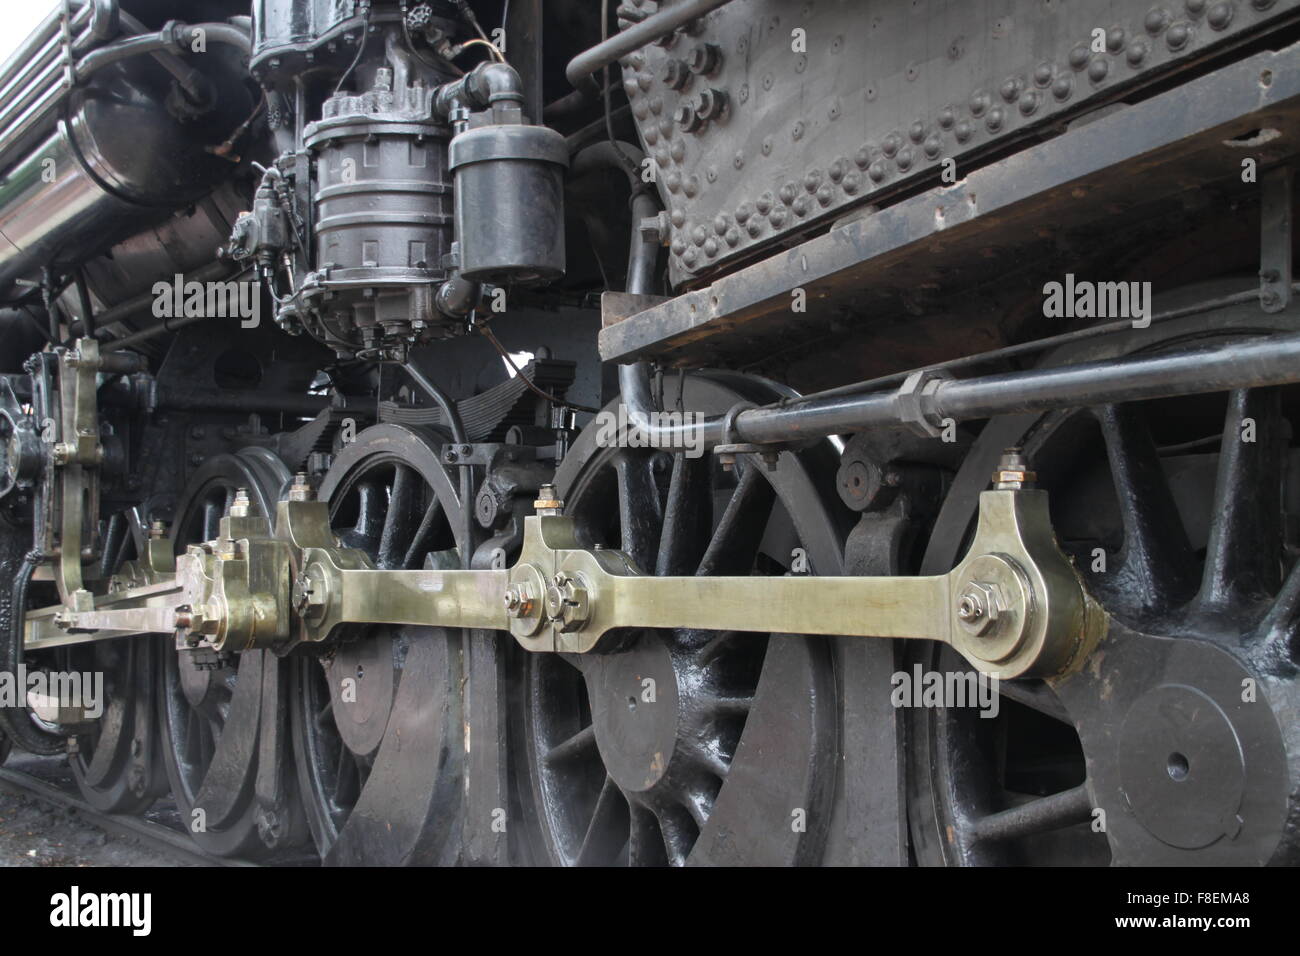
xmin=326 ymin=634 xmax=396 ymax=758
xmin=588 ymin=636 xmax=683 ymax=794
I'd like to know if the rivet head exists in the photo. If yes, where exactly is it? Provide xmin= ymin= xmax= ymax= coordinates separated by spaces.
xmin=734 ymin=202 xmax=754 ymax=223
xmin=842 ymin=172 xmax=862 ymax=194
xmin=665 ymin=171 xmax=682 ymax=192
xmin=714 ymin=215 xmax=729 ymax=235
xmin=882 ymin=133 xmax=902 ymax=156
xmin=1033 ymin=63 xmax=1054 ymax=87
xmin=1107 ymin=27 xmax=1127 ymax=52
xmin=671 ymin=238 xmax=686 ymax=256
xmin=1127 ymin=38 xmax=1150 ymax=65
xmin=969 ymin=91 xmax=990 ymax=116
xmin=704 ymin=238 xmax=719 ymax=257
xmin=985 ymin=107 xmax=1005 ymax=131
xmin=909 ymin=120 xmax=927 ymax=142
xmin=896 ymin=146 xmax=914 ymax=170
xmin=1088 ymin=56 xmax=1110 ymax=82
xmin=755 ymin=193 xmax=773 ymax=214
xmin=828 ymin=159 xmax=846 ymax=182
xmin=1146 ymin=8 xmax=1172 ymax=33
xmin=746 ymin=220 xmax=763 ymax=237
xmin=725 ymin=228 xmax=741 ymax=247
xmin=683 ymin=175 xmax=699 ymax=198
xmin=692 ymin=225 xmax=707 ymax=246
xmin=868 ymin=160 xmax=887 ymax=182
xmin=816 ymin=185 xmax=834 ymax=206
xmin=1068 ymin=44 xmax=1091 ymax=69
xmin=923 ymin=134 xmax=942 ymax=158
xmin=954 ymin=120 xmax=973 ymax=142
xmin=938 ymin=107 xmax=956 ymax=129
xmin=769 ymin=207 xmax=789 ymax=227
xmin=644 ymin=126 xmax=659 ymax=145
xmin=670 ymin=208 xmax=686 ymax=227
xmin=733 ymin=150 xmax=745 ymax=169
xmin=792 ymin=196 xmax=811 ymax=217
xmin=1166 ymin=21 xmax=1191 ymax=48
xmin=1052 ymin=76 xmax=1073 ymax=100
xmin=804 ymin=169 xmax=824 ymax=192
xmin=1207 ymin=2 xmax=1234 ymax=28
xmin=999 ymin=77 xmax=1022 ymax=102
xmin=1018 ymin=90 xmax=1039 ymax=115
xmin=855 ymin=145 xmax=873 ymax=168
xmin=779 ymin=182 xmax=798 ymax=204
xmin=682 ymin=247 xmax=698 ymax=267
xmin=1185 ymin=0 xmax=1208 ymax=15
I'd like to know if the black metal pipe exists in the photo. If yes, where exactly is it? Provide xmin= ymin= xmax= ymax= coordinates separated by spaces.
xmin=565 ymin=0 xmax=737 ymax=90
xmin=732 ymin=332 xmax=1300 ymax=446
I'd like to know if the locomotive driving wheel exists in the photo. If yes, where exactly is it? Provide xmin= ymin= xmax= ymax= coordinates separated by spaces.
xmin=513 ymin=375 xmax=846 ymax=866
xmin=61 ymin=512 xmax=169 ymax=814
xmin=291 ymin=424 xmax=466 ymax=866
xmin=910 ymin=305 xmax=1300 ymax=865
xmin=159 ymin=449 xmax=305 ymax=858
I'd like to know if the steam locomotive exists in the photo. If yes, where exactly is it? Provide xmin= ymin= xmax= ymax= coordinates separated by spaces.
xmin=0 ymin=0 xmax=1298 ymax=867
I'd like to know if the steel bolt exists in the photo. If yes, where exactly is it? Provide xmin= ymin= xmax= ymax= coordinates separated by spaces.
xmin=149 ymin=519 xmax=167 ymax=540
xmin=289 ymin=472 xmax=315 ymax=502
xmin=956 ymin=582 xmax=1003 ymax=637
xmin=230 ymin=488 xmax=251 ymax=517
xmin=993 ymin=448 xmax=1036 ymax=490
xmin=534 ymin=483 xmax=564 ymax=516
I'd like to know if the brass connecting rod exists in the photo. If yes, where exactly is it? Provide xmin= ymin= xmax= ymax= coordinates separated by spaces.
xmin=25 ymin=478 xmax=1106 ymax=681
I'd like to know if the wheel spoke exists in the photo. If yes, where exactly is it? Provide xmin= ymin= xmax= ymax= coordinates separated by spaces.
xmin=1094 ymin=404 xmax=1196 ymax=614
xmin=575 ymin=776 xmax=629 ymax=866
xmin=627 ymin=804 xmax=667 ymax=866
xmin=656 ymin=806 xmax=694 ymax=866
xmin=614 ymin=453 xmax=664 ymax=572
xmin=377 ymin=466 xmax=418 ymax=569
xmin=352 ymin=480 xmax=385 ymax=545
xmin=1200 ymin=388 xmax=1286 ymax=607
xmin=1257 ymin=558 xmax=1300 ymax=666
xmin=401 ymin=498 xmax=444 ymax=570
xmin=968 ymin=784 xmax=1094 ymax=844
xmin=996 ymin=679 xmax=1072 ymax=725
xmin=655 ymin=454 xmax=711 ymax=576
xmin=543 ymin=723 xmax=598 ymax=765
xmin=697 ymin=465 xmax=775 ymax=576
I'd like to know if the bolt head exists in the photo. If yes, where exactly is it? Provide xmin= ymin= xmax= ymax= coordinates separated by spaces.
xmin=956 ymin=582 xmax=1003 ymax=637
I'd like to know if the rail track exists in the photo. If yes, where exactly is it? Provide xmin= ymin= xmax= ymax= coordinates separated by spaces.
xmin=0 ymin=759 xmax=282 ymax=868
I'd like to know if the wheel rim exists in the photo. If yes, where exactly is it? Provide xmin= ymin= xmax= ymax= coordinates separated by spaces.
xmin=65 ymin=512 xmax=168 ymax=814
xmin=909 ymin=306 xmax=1300 ymax=865
xmin=159 ymin=449 xmax=303 ymax=858
xmin=515 ymin=375 xmax=844 ymax=866
xmin=291 ymin=424 xmax=465 ymax=865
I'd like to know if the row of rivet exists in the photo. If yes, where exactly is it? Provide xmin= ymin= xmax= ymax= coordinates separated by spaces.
xmin=628 ymin=0 xmax=1268 ymax=272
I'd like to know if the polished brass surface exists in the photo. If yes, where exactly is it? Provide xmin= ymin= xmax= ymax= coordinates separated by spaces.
xmin=24 ymin=486 xmax=1105 ymax=680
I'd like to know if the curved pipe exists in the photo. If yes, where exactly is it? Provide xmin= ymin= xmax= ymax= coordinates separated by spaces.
xmin=565 ymin=0 xmax=737 ymax=90
xmin=74 ymin=20 xmax=251 ymax=97
xmin=573 ymin=141 xmax=728 ymax=449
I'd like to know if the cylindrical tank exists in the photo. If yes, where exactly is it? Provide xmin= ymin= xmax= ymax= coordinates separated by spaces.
xmin=305 ymin=117 xmax=454 ymax=290
xmin=448 ymin=124 xmax=568 ymax=285
xmin=0 ymin=73 xmax=235 ymax=292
